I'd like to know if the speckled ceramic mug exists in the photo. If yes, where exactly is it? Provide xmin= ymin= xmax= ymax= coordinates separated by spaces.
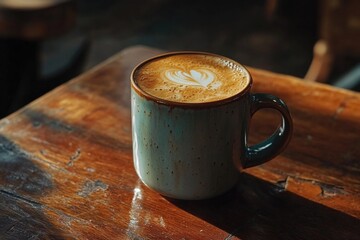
xmin=131 ymin=52 xmax=293 ymax=200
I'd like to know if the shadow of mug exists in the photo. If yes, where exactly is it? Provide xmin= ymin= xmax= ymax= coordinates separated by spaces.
xmin=167 ymin=173 xmax=360 ymax=240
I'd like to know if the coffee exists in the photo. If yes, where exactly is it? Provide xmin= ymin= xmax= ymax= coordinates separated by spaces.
xmin=133 ymin=53 xmax=250 ymax=103
xmin=131 ymin=51 xmax=293 ymax=199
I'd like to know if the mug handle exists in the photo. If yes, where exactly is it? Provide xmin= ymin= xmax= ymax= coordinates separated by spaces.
xmin=244 ymin=93 xmax=293 ymax=168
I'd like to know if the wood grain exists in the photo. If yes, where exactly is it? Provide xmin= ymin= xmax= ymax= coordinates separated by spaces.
xmin=0 ymin=45 xmax=359 ymax=239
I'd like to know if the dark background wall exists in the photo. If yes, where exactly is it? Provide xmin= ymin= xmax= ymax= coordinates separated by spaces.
xmin=1 ymin=0 xmax=358 ymax=117
xmin=69 ymin=0 xmax=318 ymax=77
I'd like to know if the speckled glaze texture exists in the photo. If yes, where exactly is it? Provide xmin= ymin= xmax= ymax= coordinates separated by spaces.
xmin=131 ymin=52 xmax=293 ymax=200
xmin=131 ymin=91 xmax=249 ymax=200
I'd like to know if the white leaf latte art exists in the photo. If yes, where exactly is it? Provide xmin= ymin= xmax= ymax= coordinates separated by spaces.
xmin=164 ymin=69 xmax=216 ymax=87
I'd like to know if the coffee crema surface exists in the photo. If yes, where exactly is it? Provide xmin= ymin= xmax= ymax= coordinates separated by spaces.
xmin=134 ymin=53 xmax=250 ymax=103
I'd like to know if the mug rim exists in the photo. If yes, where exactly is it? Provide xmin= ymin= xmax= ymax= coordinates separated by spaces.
xmin=131 ymin=51 xmax=252 ymax=108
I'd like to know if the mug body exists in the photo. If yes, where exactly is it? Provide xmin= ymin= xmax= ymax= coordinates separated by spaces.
xmin=131 ymin=51 xmax=293 ymax=200
xmin=131 ymin=89 xmax=250 ymax=200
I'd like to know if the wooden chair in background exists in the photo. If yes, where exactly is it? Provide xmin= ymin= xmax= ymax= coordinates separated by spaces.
xmin=305 ymin=0 xmax=360 ymax=88
xmin=266 ymin=0 xmax=360 ymax=89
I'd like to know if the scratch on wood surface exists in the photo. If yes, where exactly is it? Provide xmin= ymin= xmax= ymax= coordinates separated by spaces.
xmin=332 ymin=96 xmax=355 ymax=120
xmin=5 ymin=224 xmax=41 ymax=239
xmin=0 ymin=189 xmax=42 ymax=208
xmin=78 ymin=180 xmax=108 ymax=197
xmin=275 ymin=176 xmax=289 ymax=192
xmin=333 ymin=103 xmax=346 ymax=120
xmin=296 ymin=177 xmax=346 ymax=197
xmin=67 ymin=148 xmax=81 ymax=167
xmin=1 ymin=188 xmax=93 ymax=228
xmin=276 ymin=175 xmax=346 ymax=198
xmin=34 ymin=151 xmax=73 ymax=174
xmin=40 ymin=149 xmax=47 ymax=156
xmin=319 ymin=183 xmax=346 ymax=198
xmin=85 ymin=167 xmax=95 ymax=173
xmin=44 ymin=203 xmax=93 ymax=228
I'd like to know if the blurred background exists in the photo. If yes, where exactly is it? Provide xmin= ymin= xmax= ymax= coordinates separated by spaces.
xmin=0 ymin=0 xmax=359 ymax=117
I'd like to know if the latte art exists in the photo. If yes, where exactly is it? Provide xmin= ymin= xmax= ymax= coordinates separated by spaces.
xmin=134 ymin=53 xmax=250 ymax=103
xmin=164 ymin=69 xmax=216 ymax=88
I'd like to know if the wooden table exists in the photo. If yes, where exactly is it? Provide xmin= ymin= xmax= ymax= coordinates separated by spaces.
xmin=0 ymin=46 xmax=359 ymax=239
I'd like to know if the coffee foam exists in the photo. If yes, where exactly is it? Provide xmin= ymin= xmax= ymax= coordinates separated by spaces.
xmin=134 ymin=53 xmax=250 ymax=103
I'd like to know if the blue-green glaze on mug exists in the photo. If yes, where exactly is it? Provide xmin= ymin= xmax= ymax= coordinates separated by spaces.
xmin=131 ymin=52 xmax=293 ymax=200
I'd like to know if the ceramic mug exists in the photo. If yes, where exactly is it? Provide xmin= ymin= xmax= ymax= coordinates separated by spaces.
xmin=131 ymin=52 xmax=293 ymax=200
